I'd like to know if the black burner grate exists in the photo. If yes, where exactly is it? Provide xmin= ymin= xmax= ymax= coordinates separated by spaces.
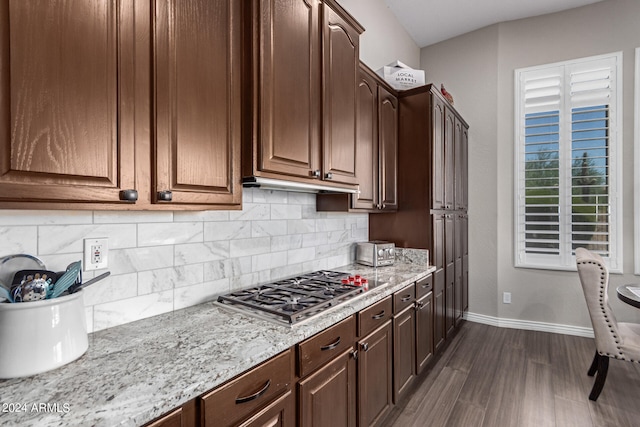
xmin=217 ymin=271 xmax=364 ymax=324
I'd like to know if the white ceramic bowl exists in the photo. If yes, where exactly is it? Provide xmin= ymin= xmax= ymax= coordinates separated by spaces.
xmin=0 ymin=291 xmax=88 ymax=379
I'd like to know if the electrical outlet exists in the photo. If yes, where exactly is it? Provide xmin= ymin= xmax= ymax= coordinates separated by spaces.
xmin=503 ymin=292 xmax=511 ymax=304
xmin=84 ymin=238 xmax=108 ymax=271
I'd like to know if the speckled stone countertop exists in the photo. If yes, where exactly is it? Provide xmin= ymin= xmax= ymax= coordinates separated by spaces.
xmin=0 ymin=259 xmax=435 ymax=427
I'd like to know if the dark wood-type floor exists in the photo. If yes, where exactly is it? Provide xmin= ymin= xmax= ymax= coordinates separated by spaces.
xmin=383 ymin=321 xmax=640 ymax=427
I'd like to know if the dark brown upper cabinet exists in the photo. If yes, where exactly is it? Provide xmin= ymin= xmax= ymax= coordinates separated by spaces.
xmin=316 ymin=63 xmax=398 ymax=212
xmin=0 ymin=0 xmax=136 ymax=205
xmin=377 ymin=84 xmax=398 ymax=211
xmin=455 ymin=118 xmax=469 ymax=211
xmin=154 ymin=0 xmax=241 ymax=207
xmin=321 ymin=2 xmax=360 ymax=185
xmin=0 ymin=0 xmax=241 ymax=210
xmin=243 ymin=0 xmax=363 ymax=190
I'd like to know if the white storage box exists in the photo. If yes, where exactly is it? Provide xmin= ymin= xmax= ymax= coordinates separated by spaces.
xmin=0 ymin=291 xmax=88 ymax=378
xmin=376 ymin=60 xmax=425 ymax=91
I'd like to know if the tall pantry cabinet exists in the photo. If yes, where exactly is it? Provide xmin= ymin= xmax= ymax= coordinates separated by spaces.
xmin=369 ymin=84 xmax=469 ymax=345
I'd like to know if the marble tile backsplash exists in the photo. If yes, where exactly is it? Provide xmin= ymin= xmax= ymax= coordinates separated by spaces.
xmin=0 ymin=188 xmax=368 ymax=332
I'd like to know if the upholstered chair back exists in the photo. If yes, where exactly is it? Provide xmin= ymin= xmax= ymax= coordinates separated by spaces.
xmin=575 ymin=247 xmax=622 ymax=359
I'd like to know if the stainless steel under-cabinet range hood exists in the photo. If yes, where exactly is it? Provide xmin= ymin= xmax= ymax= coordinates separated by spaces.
xmin=242 ymin=177 xmax=359 ymax=194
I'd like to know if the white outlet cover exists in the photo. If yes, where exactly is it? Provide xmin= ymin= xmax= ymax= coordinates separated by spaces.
xmin=83 ymin=238 xmax=108 ymax=271
xmin=503 ymin=292 xmax=511 ymax=304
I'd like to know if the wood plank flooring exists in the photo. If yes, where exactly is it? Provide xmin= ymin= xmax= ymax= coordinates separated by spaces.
xmin=383 ymin=321 xmax=640 ymax=427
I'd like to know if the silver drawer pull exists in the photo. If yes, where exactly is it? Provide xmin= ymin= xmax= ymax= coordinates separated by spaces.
xmin=235 ymin=380 xmax=271 ymax=404
xmin=321 ymin=337 xmax=341 ymax=351
xmin=401 ymin=295 xmax=412 ymax=302
xmin=371 ymin=310 xmax=385 ymax=320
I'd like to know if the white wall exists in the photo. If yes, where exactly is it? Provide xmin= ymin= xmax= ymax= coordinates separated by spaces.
xmin=337 ymin=0 xmax=420 ymax=70
xmin=421 ymin=0 xmax=640 ymax=327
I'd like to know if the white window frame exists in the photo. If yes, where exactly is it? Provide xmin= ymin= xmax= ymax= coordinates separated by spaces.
xmin=514 ymin=52 xmax=623 ymax=273
xmin=635 ymin=47 xmax=640 ymax=275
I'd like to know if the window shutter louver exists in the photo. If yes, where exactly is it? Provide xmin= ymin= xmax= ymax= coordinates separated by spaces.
xmin=569 ymin=58 xmax=616 ymax=261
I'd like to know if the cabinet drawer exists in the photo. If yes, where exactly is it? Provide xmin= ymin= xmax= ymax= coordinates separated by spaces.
xmin=415 ymin=274 xmax=433 ymax=299
xmin=297 ymin=315 xmax=356 ymax=378
xmin=393 ymin=284 xmax=416 ymax=314
xmin=200 ymin=349 xmax=293 ymax=427
xmin=357 ymin=296 xmax=393 ymax=338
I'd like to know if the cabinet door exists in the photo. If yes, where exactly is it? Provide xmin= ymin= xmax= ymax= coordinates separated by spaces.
xmin=432 ymin=213 xmax=446 ymax=351
xmin=415 ymin=292 xmax=433 ymax=375
xmin=454 ymin=213 xmax=465 ymax=325
xmin=462 ymin=125 xmax=469 ymax=210
xmin=358 ymin=321 xmax=393 ymax=427
xmin=454 ymin=117 xmax=468 ymax=211
xmin=393 ymin=306 xmax=416 ymax=403
xmin=461 ymin=214 xmax=469 ymax=312
xmin=0 ymin=0 xmax=136 ymax=204
xmin=238 ymin=390 xmax=295 ymax=427
xmin=298 ymin=348 xmax=357 ymax=427
xmin=144 ymin=400 xmax=197 ymax=427
xmin=454 ymin=258 xmax=463 ymax=326
xmin=445 ymin=213 xmax=455 ymax=266
xmin=433 ymin=268 xmax=445 ymax=352
xmin=432 ymin=213 xmax=445 ymax=270
xmin=254 ymin=0 xmax=321 ymax=179
xmin=352 ymin=64 xmax=378 ymax=210
xmin=321 ymin=2 xmax=359 ymax=185
xmin=378 ymin=85 xmax=398 ymax=211
xmin=154 ymin=0 xmax=241 ymax=206
xmin=431 ymin=95 xmax=445 ymax=210
xmin=444 ymin=108 xmax=455 ymax=210
xmin=444 ymin=213 xmax=455 ymax=336
xmin=146 ymin=408 xmax=181 ymax=427
xmin=445 ymin=263 xmax=455 ymax=337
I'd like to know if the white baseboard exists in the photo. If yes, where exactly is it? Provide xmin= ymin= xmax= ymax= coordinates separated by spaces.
xmin=463 ymin=312 xmax=594 ymax=338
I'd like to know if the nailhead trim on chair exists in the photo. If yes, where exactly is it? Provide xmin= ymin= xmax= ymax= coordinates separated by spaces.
xmin=578 ymin=255 xmax=640 ymax=380
xmin=578 ymin=257 xmax=640 ymax=364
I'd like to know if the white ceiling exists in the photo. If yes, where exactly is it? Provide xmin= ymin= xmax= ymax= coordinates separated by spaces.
xmin=383 ymin=0 xmax=606 ymax=47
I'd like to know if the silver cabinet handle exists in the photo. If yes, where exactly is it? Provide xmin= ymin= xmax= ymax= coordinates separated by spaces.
xmin=235 ymin=380 xmax=271 ymax=404
xmin=119 ymin=189 xmax=138 ymax=202
xmin=157 ymin=191 xmax=172 ymax=202
xmin=371 ymin=310 xmax=385 ymax=320
xmin=321 ymin=337 xmax=341 ymax=351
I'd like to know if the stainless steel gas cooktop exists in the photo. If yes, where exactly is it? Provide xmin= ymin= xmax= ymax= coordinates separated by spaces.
xmin=217 ymin=270 xmax=370 ymax=325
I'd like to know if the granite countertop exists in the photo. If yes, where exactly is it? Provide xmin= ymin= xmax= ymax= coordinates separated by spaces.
xmin=0 ymin=259 xmax=435 ymax=427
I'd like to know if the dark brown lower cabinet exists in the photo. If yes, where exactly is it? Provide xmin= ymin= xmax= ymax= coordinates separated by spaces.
xmin=463 ymin=254 xmax=469 ymax=312
xmin=200 ymin=349 xmax=293 ymax=427
xmin=433 ymin=268 xmax=445 ymax=352
xmin=298 ymin=348 xmax=357 ymax=427
xmin=358 ymin=321 xmax=393 ymax=427
xmin=393 ymin=305 xmax=416 ymax=403
xmin=445 ymin=262 xmax=455 ymax=337
xmin=238 ymin=390 xmax=295 ymax=427
xmin=144 ymin=400 xmax=198 ymax=427
xmin=415 ymin=291 xmax=434 ymax=375
xmin=147 ymin=274 xmax=445 ymax=427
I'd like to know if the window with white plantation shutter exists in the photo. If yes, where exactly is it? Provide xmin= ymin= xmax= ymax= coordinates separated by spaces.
xmin=514 ymin=53 xmax=622 ymax=272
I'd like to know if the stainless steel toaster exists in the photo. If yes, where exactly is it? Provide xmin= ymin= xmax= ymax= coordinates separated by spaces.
xmin=356 ymin=241 xmax=395 ymax=267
